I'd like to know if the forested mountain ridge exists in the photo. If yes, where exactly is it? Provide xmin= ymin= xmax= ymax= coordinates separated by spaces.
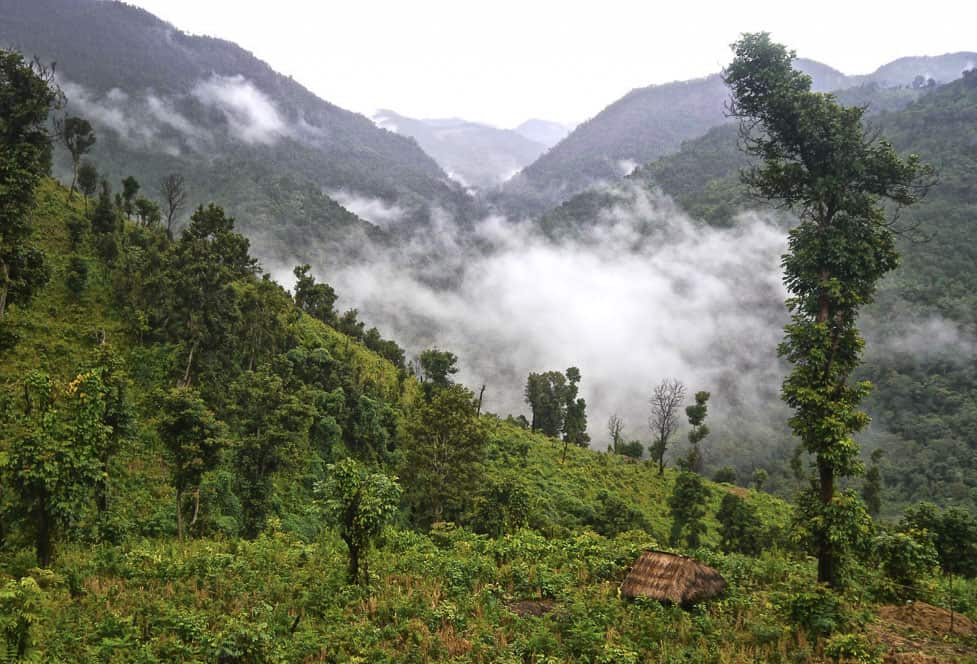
xmin=0 ymin=0 xmax=479 ymax=261
xmin=495 ymin=53 xmax=977 ymax=218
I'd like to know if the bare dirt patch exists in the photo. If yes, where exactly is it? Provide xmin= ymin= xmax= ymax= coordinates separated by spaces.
xmin=507 ymin=599 xmax=555 ymax=617
xmin=870 ymin=602 xmax=977 ymax=663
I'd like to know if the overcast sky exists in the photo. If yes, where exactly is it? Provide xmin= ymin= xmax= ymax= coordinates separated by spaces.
xmin=128 ymin=0 xmax=974 ymax=128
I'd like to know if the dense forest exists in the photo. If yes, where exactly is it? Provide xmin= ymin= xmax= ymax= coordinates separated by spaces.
xmin=2 ymin=9 xmax=977 ymax=663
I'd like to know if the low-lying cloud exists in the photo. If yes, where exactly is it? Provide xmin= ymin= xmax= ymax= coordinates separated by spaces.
xmin=300 ymin=184 xmax=793 ymax=459
xmin=329 ymin=191 xmax=407 ymax=229
xmin=192 ymin=74 xmax=289 ymax=145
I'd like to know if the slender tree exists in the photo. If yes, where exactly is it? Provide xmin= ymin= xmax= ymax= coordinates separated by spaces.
xmin=160 ymin=173 xmax=187 ymax=239
xmin=649 ymin=378 xmax=686 ymax=475
xmin=683 ymin=390 xmax=710 ymax=473
xmin=607 ymin=414 xmax=624 ymax=454
xmin=561 ymin=366 xmax=589 ymax=461
xmin=725 ymin=33 xmax=930 ymax=587
xmin=121 ymin=176 xmax=139 ymax=220
xmin=668 ymin=471 xmax=710 ymax=548
xmin=58 ymin=115 xmax=95 ymax=200
xmin=76 ymin=161 xmax=98 ymax=214
xmin=157 ymin=386 xmax=224 ymax=539
xmin=0 ymin=51 xmax=61 ymax=323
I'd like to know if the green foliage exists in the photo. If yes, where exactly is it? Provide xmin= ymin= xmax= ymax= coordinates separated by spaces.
xmin=900 ymin=502 xmax=977 ymax=578
xmin=870 ymin=530 xmax=938 ymax=599
xmin=716 ymin=493 xmax=762 ymax=555
xmin=76 ymin=161 xmax=98 ymax=206
xmin=668 ymin=471 xmax=711 ymax=548
xmin=58 ymin=115 xmax=96 ymax=200
xmin=524 ymin=370 xmax=566 ymax=437
xmin=823 ymin=632 xmax=884 ymax=663
xmin=227 ymin=367 xmax=316 ymax=538
xmin=402 ymin=384 xmax=486 ymax=526
xmin=316 ymin=458 xmax=401 ymax=585
xmin=726 ymin=33 xmax=929 ymax=586
xmin=156 ymin=386 xmax=224 ymax=539
xmin=3 ymin=370 xmax=109 ymax=565
xmin=0 ymin=49 xmax=60 ymax=326
xmin=681 ymin=390 xmax=710 ymax=473
xmin=713 ymin=466 xmax=736 ymax=484
xmin=0 ymin=576 xmax=44 ymax=660
xmin=64 ymin=255 xmax=89 ymax=297
xmin=618 ymin=440 xmax=644 ymax=459
xmin=292 ymin=264 xmax=337 ymax=325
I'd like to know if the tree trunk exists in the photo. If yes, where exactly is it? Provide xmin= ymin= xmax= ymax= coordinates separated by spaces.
xmin=0 ymin=260 xmax=9 ymax=320
xmin=817 ymin=461 xmax=838 ymax=587
xmin=35 ymin=499 xmax=52 ymax=567
xmin=176 ymin=488 xmax=184 ymax=540
xmin=68 ymin=165 xmax=77 ymax=201
xmin=181 ymin=341 xmax=197 ymax=387
xmin=345 ymin=535 xmax=360 ymax=584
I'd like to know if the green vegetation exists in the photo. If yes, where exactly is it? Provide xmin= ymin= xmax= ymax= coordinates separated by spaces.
xmin=2 ymin=32 xmax=977 ymax=662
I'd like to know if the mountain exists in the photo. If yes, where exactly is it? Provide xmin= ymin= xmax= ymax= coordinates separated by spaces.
xmin=539 ymin=71 xmax=977 ymax=515
xmin=513 ymin=118 xmax=573 ymax=148
xmin=373 ymin=110 xmax=548 ymax=190
xmin=0 ymin=0 xmax=478 ymax=263
xmin=495 ymin=54 xmax=977 ymax=218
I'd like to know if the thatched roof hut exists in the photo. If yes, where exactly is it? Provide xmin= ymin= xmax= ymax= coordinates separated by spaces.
xmin=620 ymin=550 xmax=726 ymax=606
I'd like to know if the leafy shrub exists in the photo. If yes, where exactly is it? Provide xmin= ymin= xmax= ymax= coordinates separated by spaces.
xmin=824 ymin=632 xmax=883 ymax=663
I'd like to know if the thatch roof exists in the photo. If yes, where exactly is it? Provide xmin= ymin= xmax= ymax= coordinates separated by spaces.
xmin=620 ymin=550 xmax=726 ymax=606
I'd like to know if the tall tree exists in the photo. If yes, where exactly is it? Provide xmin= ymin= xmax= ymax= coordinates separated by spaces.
xmin=861 ymin=449 xmax=883 ymax=518
xmin=725 ymin=33 xmax=929 ymax=587
xmin=683 ymin=390 xmax=710 ymax=473
xmin=76 ymin=161 xmax=98 ymax=214
xmin=228 ymin=367 xmax=315 ymax=538
xmin=292 ymin=264 xmax=337 ymax=324
xmin=668 ymin=471 xmax=711 ymax=548
xmin=417 ymin=348 xmax=458 ymax=392
xmin=57 ymin=115 xmax=95 ymax=200
xmin=157 ymin=386 xmax=224 ymax=539
xmin=561 ymin=366 xmax=589 ymax=461
xmin=402 ymin=383 xmax=485 ymax=526
xmin=607 ymin=414 xmax=624 ymax=454
xmin=4 ymin=370 xmax=106 ymax=565
xmin=159 ymin=173 xmax=187 ymax=239
xmin=0 ymin=50 xmax=61 ymax=323
xmin=649 ymin=378 xmax=686 ymax=476
xmin=524 ymin=370 xmax=567 ymax=437
xmin=161 ymin=204 xmax=257 ymax=386
xmin=121 ymin=176 xmax=140 ymax=220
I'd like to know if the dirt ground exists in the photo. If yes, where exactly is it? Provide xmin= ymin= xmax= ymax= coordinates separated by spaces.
xmin=869 ymin=602 xmax=977 ymax=663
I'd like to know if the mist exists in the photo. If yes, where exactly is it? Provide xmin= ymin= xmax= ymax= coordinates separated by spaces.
xmin=288 ymin=185 xmax=794 ymax=462
xmin=192 ymin=74 xmax=289 ymax=145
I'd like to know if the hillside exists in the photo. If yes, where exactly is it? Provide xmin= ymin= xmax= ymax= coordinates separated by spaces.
xmin=536 ymin=72 xmax=977 ymax=516
xmin=496 ymin=54 xmax=977 ymax=218
xmin=2 ymin=42 xmax=977 ymax=658
xmin=0 ymin=179 xmax=973 ymax=663
xmin=374 ymin=110 xmax=549 ymax=191
xmin=0 ymin=0 xmax=479 ymax=260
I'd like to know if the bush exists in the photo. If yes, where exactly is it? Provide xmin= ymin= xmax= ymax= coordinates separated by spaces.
xmin=824 ymin=632 xmax=883 ymax=663
xmin=65 ymin=255 xmax=89 ymax=297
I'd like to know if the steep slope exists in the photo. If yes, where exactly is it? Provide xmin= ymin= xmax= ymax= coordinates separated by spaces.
xmin=374 ymin=110 xmax=548 ymax=190
xmin=497 ymin=55 xmax=977 ymax=218
xmin=0 ymin=0 xmax=477 ymax=260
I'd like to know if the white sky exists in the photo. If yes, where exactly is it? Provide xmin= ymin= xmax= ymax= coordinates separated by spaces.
xmin=128 ymin=0 xmax=974 ymax=128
